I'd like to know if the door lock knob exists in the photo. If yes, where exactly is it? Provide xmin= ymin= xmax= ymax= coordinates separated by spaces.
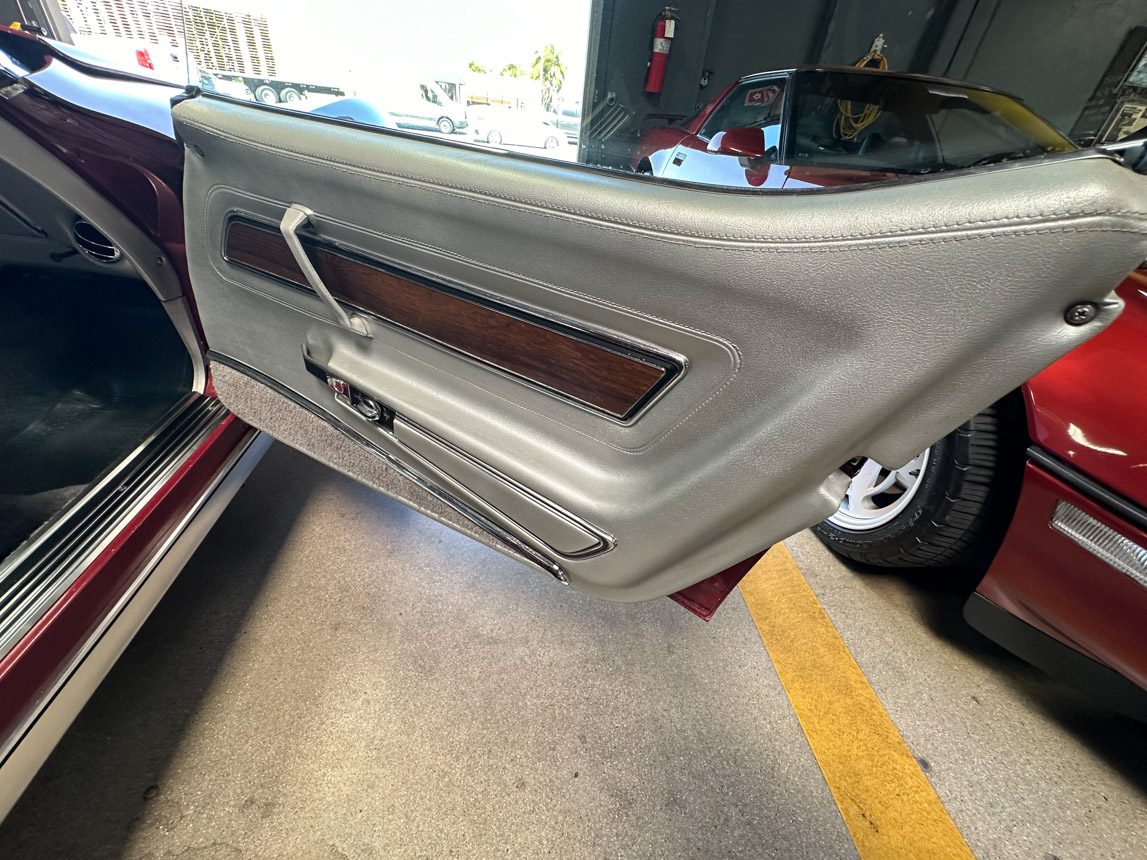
xmin=353 ymin=394 xmax=383 ymax=422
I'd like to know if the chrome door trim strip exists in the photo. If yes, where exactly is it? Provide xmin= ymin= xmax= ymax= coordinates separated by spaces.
xmin=208 ymin=352 xmax=572 ymax=583
xmin=0 ymin=428 xmax=268 ymax=820
xmin=394 ymin=413 xmax=616 ymax=559
xmin=0 ymin=396 xmax=228 ymax=659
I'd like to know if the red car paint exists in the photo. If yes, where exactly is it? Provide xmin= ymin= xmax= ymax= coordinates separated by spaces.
xmin=971 ymin=269 xmax=1147 ymax=693
xmin=668 ymin=552 xmax=765 ymax=621
xmin=630 ymin=79 xmax=737 ymax=171
xmin=1023 ymin=271 xmax=1147 ymax=509
xmin=975 ymin=463 xmax=1147 ymax=692
xmin=633 ymin=66 xmax=1070 ymax=192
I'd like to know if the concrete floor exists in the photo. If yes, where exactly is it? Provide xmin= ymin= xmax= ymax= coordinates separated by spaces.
xmin=2 ymin=443 xmax=1146 ymax=858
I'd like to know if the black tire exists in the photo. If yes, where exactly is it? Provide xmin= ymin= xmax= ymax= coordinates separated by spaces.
xmin=254 ymin=85 xmax=279 ymax=104
xmin=486 ymin=130 xmax=502 ymax=145
xmin=812 ymin=392 xmax=1027 ymax=571
xmin=635 ymin=158 xmax=653 ymax=175
xmin=437 ymin=117 xmax=455 ymax=135
xmin=544 ymin=136 xmax=561 ymax=150
xmin=280 ymin=87 xmax=303 ymax=103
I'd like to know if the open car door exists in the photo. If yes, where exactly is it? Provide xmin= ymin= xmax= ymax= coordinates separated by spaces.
xmin=172 ymin=96 xmax=1147 ymax=602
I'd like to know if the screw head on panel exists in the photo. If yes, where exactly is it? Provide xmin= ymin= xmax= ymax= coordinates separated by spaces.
xmin=1064 ymin=302 xmax=1098 ymax=326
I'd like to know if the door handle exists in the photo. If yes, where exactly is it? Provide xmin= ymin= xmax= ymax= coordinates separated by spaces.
xmin=279 ymin=204 xmax=371 ymax=337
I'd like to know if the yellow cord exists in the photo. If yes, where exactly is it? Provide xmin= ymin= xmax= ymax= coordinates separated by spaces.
xmin=835 ymin=49 xmax=888 ymax=141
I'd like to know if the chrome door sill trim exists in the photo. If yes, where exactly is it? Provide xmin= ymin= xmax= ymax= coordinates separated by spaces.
xmin=0 ymin=428 xmax=268 ymax=821
xmin=0 ymin=396 xmax=228 ymax=660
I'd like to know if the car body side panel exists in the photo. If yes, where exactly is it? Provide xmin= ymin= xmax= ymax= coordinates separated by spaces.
xmin=658 ymin=140 xmax=789 ymax=188
xmin=974 ymin=461 xmax=1147 ymax=692
xmin=629 ymin=124 xmax=690 ymax=170
xmin=1024 ymin=271 xmax=1147 ymax=509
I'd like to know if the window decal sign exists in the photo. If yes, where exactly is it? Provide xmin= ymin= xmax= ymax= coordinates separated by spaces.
xmin=744 ymin=85 xmax=780 ymax=107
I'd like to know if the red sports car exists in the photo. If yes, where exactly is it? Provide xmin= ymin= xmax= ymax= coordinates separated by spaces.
xmin=632 ymin=65 xmax=1076 ymax=186
xmin=635 ymin=67 xmax=1147 ymax=717
xmin=1 ymin=27 xmax=1146 ymax=819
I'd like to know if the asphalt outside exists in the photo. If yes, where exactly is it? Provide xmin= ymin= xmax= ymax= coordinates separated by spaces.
xmin=2 ymin=442 xmax=1145 ymax=859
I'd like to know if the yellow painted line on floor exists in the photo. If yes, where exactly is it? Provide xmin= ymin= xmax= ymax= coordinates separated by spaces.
xmin=740 ymin=544 xmax=974 ymax=860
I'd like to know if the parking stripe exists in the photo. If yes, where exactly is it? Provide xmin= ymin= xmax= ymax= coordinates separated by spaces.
xmin=740 ymin=544 xmax=974 ymax=859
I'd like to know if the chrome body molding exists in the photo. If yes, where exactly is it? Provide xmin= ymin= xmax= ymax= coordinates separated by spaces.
xmin=0 ymin=424 xmax=268 ymax=822
xmin=1027 ymin=446 xmax=1147 ymax=533
xmin=0 ymin=397 xmax=227 ymax=660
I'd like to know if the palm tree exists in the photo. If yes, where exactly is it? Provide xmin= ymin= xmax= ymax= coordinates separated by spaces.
xmin=500 ymin=63 xmax=526 ymax=78
xmin=529 ymin=45 xmax=566 ymax=111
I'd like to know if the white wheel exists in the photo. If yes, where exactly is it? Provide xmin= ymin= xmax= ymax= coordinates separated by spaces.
xmin=544 ymin=136 xmax=560 ymax=150
xmin=254 ymin=85 xmax=278 ymax=104
xmin=280 ymin=87 xmax=302 ymax=103
xmin=437 ymin=117 xmax=455 ymax=135
xmin=813 ymin=396 xmax=1027 ymax=570
xmin=486 ymin=130 xmax=502 ymax=145
xmin=827 ymin=449 xmax=930 ymax=531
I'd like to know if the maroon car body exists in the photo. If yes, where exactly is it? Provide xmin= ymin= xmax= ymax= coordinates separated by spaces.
xmin=0 ymin=26 xmax=264 ymax=812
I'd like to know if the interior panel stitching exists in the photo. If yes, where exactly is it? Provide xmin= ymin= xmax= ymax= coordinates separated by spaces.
xmin=177 ymin=117 xmax=1147 ymax=243
xmin=183 ymin=124 xmax=1147 ymax=256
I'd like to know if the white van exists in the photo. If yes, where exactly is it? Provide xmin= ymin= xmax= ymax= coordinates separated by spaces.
xmin=377 ymin=80 xmax=468 ymax=134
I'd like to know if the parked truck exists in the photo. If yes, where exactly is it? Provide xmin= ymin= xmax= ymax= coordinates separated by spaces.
xmin=53 ymin=0 xmax=344 ymax=103
xmin=210 ymin=72 xmax=342 ymax=104
xmin=180 ymin=2 xmax=343 ymax=103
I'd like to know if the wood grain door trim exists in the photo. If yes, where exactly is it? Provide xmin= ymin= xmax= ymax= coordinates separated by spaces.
xmin=222 ymin=216 xmax=681 ymax=419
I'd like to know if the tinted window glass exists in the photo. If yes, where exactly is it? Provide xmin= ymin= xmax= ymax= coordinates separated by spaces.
xmin=788 ymin=70 xmax=1074 ymax=175
xmin=700 ymin=78 xmax=786 ymax=140
xmin=42 ymin=0 xmax=1146 ymax=193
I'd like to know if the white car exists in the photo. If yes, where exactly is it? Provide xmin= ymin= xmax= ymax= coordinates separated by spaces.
xmin=471 ymin=109 xmax=565 ymax=150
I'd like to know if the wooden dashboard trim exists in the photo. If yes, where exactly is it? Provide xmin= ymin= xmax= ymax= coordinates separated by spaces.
xmin=222 ymin=216 xmax=680 ymax=419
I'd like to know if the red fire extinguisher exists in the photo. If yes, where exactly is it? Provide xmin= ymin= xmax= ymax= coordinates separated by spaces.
xmin=644 ymin=7 xmax=678 ymax=94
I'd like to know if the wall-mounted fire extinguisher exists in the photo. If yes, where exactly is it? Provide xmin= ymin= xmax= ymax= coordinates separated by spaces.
xmin=644 ymin=7 xmax=678 ymax=95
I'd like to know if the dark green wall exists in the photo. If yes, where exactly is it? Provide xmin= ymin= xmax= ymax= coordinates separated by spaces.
xmin=583 ymin=0 xmax=1147 ymax=161
xmin=951 ymin=0 xmax=1147 ymax=135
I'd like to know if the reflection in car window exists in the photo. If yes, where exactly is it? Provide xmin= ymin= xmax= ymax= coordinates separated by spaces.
xmin=46 ymin=0 xmax=1142 ymax=190
xmin=788 ymin=70 xmax=1074 ymax=175
xmin=700 ymin=78 xmax=786 ymax=141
